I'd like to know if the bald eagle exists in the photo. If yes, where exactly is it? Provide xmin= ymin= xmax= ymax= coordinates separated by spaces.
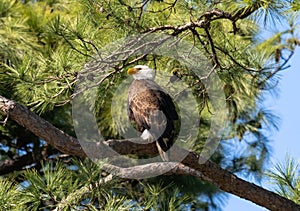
xmin=127 ymin=65 xmax=179 ymax=161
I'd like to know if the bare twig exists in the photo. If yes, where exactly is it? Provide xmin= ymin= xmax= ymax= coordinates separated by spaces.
xmin=204 ymin=27 xmax=220 ymax=68
xmin=264 ymin=50 xmax=294 ymax=82
xmin=200 ymin=64 xmax=217 ymax=80
xmin=214 ymin=45 xmax=259 ymax=73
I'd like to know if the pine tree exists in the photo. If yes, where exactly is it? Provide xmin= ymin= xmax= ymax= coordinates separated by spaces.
xmin=0 ymin=0 xmax=299 ymax=210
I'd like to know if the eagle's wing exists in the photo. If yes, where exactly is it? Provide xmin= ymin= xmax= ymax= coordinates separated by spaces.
xmin=129 ymin=88 xmax=164 ymax=133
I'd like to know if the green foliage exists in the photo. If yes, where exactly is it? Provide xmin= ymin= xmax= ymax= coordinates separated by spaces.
xmin=0 ymin=178 xmax=24 ymax=210
xmin=0 ymin=159 xmax=220 ymax=210
xmin=19 ymin=161 xmax=81 ymax=210
xmin=141 ymin=181 xmax=191 ymax=210
xmin=266 ymin=155 xmax=300 ymax=204
xmin=0 ymin=0 xmax=81 ymax=112
xmin=144 ymin=175 xmax=228 ymax=210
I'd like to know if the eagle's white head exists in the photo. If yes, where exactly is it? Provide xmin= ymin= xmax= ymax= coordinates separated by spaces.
xmin=127 ymin=65 xmax=156 ymax=80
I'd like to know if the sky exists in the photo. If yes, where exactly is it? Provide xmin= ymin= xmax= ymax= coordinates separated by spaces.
xmin=224 ymin=48 xmax=300 ymax=210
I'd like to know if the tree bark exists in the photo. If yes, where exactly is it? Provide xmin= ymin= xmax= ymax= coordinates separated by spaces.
xmin=0 ymin=95 xmax=299 ymax=211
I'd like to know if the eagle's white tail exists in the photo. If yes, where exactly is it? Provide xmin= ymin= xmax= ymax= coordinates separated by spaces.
xmin=156 ymin=141 xmax=169 ymax=162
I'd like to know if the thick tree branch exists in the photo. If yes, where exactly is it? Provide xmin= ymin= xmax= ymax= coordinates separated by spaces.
xmin=0 ymin=96 xmax=85 ymax=157
xmin=0 ymin=95 xmax=299 ymax=211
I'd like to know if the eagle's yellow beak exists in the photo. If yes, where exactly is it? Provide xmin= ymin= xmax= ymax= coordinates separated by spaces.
xmin=127 ymin=67 xmax=138 ymax=75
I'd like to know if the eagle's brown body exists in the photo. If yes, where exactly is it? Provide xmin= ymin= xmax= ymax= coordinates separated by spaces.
xmin=127 ymin=79 xmax=179 ymax=161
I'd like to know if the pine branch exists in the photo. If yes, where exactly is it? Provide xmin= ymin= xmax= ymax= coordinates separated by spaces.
xmin=0 ymin=95 xmax=85 ymax=157
xmin=142 ymin=7 xmax=255 ymax=69
xmin=0 ymin=95 xmax=299 ymax=210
